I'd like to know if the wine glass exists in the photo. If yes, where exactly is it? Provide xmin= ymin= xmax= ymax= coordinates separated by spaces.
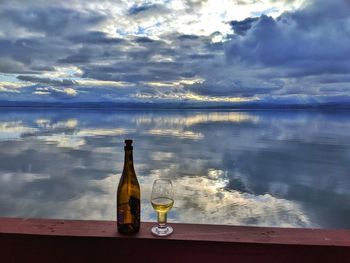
xmin=151 ymin=179 xmax=174 ymax=237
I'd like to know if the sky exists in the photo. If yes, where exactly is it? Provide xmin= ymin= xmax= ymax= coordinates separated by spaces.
xmin=0 ymin=0 xmax=350 ymax=107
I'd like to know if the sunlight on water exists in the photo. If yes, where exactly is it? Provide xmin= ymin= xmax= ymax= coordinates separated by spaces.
xmin=36 ymin=119 xmax=78 ymax=129
xmin=0 ymin=109 xmax=350 ymax=229
xmin=135 ymin=111 xmax=259 ymax=126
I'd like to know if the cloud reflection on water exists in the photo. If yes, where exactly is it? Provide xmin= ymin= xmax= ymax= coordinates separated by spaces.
xmin=175 ymin=175 xmax=310 ymax=227
xmin=0 ymin=109 xmax=349 ymax=228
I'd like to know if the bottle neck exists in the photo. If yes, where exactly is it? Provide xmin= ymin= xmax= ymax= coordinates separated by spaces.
xmin=123 ymin=149 xmax=134 ymax=170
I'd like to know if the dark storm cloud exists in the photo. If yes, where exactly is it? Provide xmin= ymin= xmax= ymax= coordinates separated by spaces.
xmin=0 ymin=57 xmax=36 ymax=74
xmin=82 ymin=66 xmax=182 ymax=83
xmin=0 ymin=7 xmax=106 ymax=36
xmin=128 ymin=4 xmax=160 ymax=15
xmin=134 ymin=36 xmax=155 ymax=44
xmin=230 ymin=17 xmax=259 ymax=36
xmin=17 ymin=75 xmax=77 ymax=86
xmin=185 ymin=78 xmax=283 ymax=97
xmin=53 ymin=32 xmax=199 ymax=84
xmin=128 ymin=3 xmax=170 ymax=17
xmin=0 ymin=6 xmax=107 ymax=74
xmin=226 ymin=0 xmax=350 ymax=77
xmin=77 ymin=33 xmax=216 ymax=84
xmin=0 ymin=38 xmax=71 ymax=65
xmin=0 ymin=36 xmax=76 ymax=75
xmin=58 ymin=54 xmax=91 ymax=64
xmin=177 ymin=34 xmax=200 ymax=40
xmin=189 ymin=54 xmax=216 ymax=60
xmin=287 ymin=0 xmax=350 ymax=29
xmin=57 ymin=44 xmax=108 ymax=64
xmin=66 ymin=31 xmax=124 ymax=45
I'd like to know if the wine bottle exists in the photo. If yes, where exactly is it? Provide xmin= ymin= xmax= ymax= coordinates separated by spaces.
xmin=117 ymin=139 xmax=140 ymax=234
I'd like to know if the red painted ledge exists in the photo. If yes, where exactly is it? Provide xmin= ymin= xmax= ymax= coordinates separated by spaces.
xmin=1 ymin=217 xmax=350 ymax=263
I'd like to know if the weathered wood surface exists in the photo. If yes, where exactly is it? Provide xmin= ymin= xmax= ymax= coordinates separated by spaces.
xmin=1 ymin=217 xmax=350 ymax=263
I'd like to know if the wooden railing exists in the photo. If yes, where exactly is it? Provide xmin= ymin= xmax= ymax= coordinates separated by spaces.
xmin=1 ymin=217 xmax=350 ymax=262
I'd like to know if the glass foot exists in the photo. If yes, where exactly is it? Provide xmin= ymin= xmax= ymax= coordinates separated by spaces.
xmin=151 ymin=225 xmax=173 ymax=237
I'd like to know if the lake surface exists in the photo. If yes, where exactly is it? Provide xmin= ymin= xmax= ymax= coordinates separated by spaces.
xmin=0 ymin=108 xmax=349 ymax=229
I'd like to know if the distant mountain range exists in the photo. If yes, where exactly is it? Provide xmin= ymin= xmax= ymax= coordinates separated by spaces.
xmin=0 ymin=100 xmax=350 ymax=109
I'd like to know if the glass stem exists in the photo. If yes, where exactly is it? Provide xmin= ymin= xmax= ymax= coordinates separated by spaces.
xmin=157 ymin=212 xmax=167 ymax=228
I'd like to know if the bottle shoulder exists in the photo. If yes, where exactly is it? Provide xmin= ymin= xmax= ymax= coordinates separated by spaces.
xmin=117 ymin=171 xmax=140 ymax=189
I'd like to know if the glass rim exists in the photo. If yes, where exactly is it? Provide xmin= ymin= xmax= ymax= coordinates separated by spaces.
xmin=153 ymin=179 xmax=173 ymax=184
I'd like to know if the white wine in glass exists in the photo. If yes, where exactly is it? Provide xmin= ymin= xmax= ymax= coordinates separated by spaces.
xmin=151 ymin=179 xmax=174 ymax=236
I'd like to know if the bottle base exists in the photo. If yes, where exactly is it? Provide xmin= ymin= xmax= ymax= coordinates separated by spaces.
xmin=118 ymin=224 xmax=140 ymax=234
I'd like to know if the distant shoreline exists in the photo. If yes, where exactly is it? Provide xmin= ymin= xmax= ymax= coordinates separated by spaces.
xmin=0 ymin=101 xmax=350 ymax=110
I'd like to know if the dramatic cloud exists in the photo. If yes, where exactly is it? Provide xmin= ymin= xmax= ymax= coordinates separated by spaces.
xmin=17 ymin=75 xmax=77 ymax=86
xmin=1 ymin=7 xmax=105 ymax=36
xmin=230 ymin=17 xmax=259 ymax=36
xmin=224 ymin=0 xmax=350 ymax=104
xmin=0 ymin=0 xmax=349 ymax=106
xmin=227 ymin=7 xmax=350 ymax=71
xmin=128 ymin=3 xmax=170 ymax=16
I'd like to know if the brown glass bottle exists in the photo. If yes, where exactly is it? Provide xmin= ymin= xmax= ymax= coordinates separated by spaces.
xmin=117 ymin=139 xmax=140 ymax=234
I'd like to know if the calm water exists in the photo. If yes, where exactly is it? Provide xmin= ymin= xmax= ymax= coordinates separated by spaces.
xmin=0 ymin=108 xmax=349 ymax=229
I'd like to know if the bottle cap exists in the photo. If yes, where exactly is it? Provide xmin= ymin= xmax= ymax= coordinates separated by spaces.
xmin=124 ymin=139 xmax=133 ymax=150
xmin=125 ymin=139 xmax=133 ymax=146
